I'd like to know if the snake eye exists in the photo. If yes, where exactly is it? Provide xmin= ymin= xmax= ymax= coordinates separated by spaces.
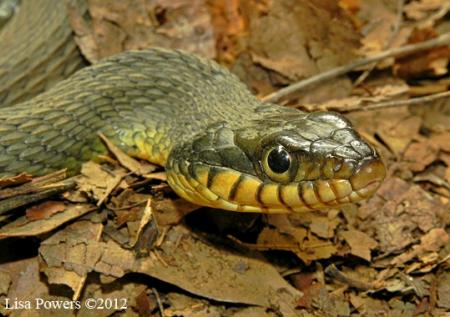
xmin=262 ymin=145 xmax=293 ymax=183
xmin=268 ymin=146 xmax=290 ymax=173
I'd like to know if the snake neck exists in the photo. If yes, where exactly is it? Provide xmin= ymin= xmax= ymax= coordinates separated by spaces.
xmin=98 ymin=50 xmax=272 ymax=167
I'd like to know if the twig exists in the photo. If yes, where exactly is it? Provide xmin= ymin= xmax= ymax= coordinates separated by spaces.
xmin=344 ymin=90 xmax=450 ymax=112
xmin=152 ymin=287 xmax=165 ymax=317
xmin=0 ymin=169 xmax=67 ymax=200
xmin=106 ymin=199 xmax=148 ymax=211
xmin=262 ymin=32 xmax=450 ymax=103
xmin=0 ymin=178 xmax=76 ymax=215
xmin=324 ymin=264 xmax=373 ymax=291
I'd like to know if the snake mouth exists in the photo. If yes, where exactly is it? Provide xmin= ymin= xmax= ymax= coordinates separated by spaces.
xmin=348 ymin=159 xmax=385 ymax=198
xmin=166 ymin=157 xmax=386 ymax=214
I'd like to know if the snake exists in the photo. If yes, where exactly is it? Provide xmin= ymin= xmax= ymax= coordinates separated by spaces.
xmin=0 ymin=1 xmax=385 ymax=213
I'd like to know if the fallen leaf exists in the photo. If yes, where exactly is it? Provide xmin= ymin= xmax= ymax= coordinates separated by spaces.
xmin=40 ymin=221 xmax=104 ymax=299
xmin=0 ymin=204 xmax=97 ymax=239
xmin=25 ymin=201 xmax=66 ymax=221
xmin=394 ymin=28 xmax=450 ymax=78
xmin=391 ymin=228 xmax=449 ymax=266
xmin=77 ymin=161 xmax=127 ymax=206
xmin=70 ymin=0 xmax=216 ymax=63
xmin=403 ymin=139 xmax=439 ymax=172
xmin=0 ymin=270 xmax=11 ymax=295
xmin=404 ymin=0 xmax=446 ymax=20
xmin=0 ymin=173 xmax=32 ymax=189
xmin=341 ymin=229 xmax=378 ymax=261
xmin=358 ymin=178 xmax=448 ymax=255
xmin=437 ymin=271 xmax=450 ymax=309
xmin=376 ymin=115 xmax=422 ymax=157
xmin=98 ymin=132 xmax=157 ymax=176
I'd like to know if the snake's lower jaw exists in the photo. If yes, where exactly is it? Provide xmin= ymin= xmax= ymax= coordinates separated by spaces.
xmin=166 ymin=156 xmax=386 ymax=214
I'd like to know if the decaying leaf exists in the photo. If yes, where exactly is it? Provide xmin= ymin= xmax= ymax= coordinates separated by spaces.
xmin=0 ymin=173 xmax=32 ymax=189
xmin=69 ymin=0 xmax=216 ymax=63
xmin=38 ymin=223 xmax=302 ymax=315
xmin=359 ymin=177 xmax=449 ymax=255
xmin=341 ymin=229 xmax=378 ymax=261
xmin=0 ymin=204 xmax=96 ymax=239
xmin=77 ymin=161 xmax=127 ymax=206
xmin=391 ymin=228 xmax=449 ymax=267
xmin=0 ymin=270 xmax=11 ymax=295
xmin=25 ymin=201 xmax=66 ymax=221
xmin=39 ymin=221 xmax=104 ymax=299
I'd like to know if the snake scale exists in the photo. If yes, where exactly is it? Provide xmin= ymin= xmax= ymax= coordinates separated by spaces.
xmin=0 ymin=0 xmax=385 ymax=213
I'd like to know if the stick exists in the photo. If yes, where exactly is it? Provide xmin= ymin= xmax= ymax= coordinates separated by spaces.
xmin=0 ymin=179 xmax=76 ymax=215
xmin=345 ymin=90 xmax=450 ymax=112
xmin=324 ymin=264 xmax=372 ymax=291
xmin=262 ymin=32 xmax=450 ymax=103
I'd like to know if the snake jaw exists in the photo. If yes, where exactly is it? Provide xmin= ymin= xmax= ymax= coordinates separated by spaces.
xmin=166 ymin=154 xmax=386 ymax=213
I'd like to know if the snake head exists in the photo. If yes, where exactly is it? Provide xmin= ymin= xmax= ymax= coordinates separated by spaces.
xmin=166 ymin=111 xmax=385 ymax=213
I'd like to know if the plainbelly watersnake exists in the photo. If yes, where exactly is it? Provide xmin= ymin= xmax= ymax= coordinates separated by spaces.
xmin=0 ymin=2 xmax=385 ymax=213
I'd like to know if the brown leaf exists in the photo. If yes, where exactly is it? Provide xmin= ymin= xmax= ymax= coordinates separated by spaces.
xmin=391 ymin=228 xmax=449 ymax=266
xmin=341 ymin=229 xmax=378 ymax=261
xmin=404 ymin=0 xmax=445 ymax=20
xmin=376 ymin=115 xmax=422 ymax=157
xmin=403 ymin=139 xmax=439 ymax=172
xmin=0 ymin=258 xmax=76 ymax=316
xmin=309 ymin=215 xmax=340 ymax=239
xmin=0 ymin=173 xmax=32 ymax=189
xmin=207 ymin=0 xmax=247 ymax=64
xmin=357 ymin=0 xmax=400 ymax=58
xmin=98 ymin=133 xmax=157 ymax=176
xmin=304 ymin=82 xmax=409 ymax=112
xmin=152 ymin=198 xmax=200 ymax=226
xmin=77 ymin=161 xmax=127 ymax=206
xmin=359 ymin=177 xmax=448 ymax=255
xmin=67 ymin=0 xmax=100 ymax=62
xmin=0 ymin=204 xmax=96 ymax=239
xmin=394 ymin=28 xmax=450 ymax=79
xmin=70 ymin=0 xmax=216 ymax=63
xmin=39 ymin=221 xmax=104 ymax=299
xmin=437 ymin=271 xmax=450 ymax=309
xmin=25 ymin=201 xmax=66 ymax=221
xmin=233 ymin=0 xmax=359 ymax=98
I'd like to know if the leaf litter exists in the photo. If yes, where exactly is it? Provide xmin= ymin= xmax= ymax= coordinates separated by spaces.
xmin=1 ymin=0 xmax=450 ymax=316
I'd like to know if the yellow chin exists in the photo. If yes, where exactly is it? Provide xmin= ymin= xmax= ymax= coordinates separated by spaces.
xmin=166 ymin=160 xmax=385 ymax=214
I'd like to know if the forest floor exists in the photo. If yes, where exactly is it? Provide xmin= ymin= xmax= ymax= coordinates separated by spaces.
xmin=0 ymin=1 xmax=449 ymax=316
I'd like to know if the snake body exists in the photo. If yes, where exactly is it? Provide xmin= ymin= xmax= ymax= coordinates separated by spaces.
xmin=0 ymin=4 xmax=385 ymax=213
xmin=0 ymin=0 xmax=87 ymax=107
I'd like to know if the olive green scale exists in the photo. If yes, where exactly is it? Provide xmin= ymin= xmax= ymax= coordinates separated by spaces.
xmin=0 ymin=49 xmax=265 ymax=177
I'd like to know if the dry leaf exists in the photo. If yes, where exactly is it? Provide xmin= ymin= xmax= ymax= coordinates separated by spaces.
xmin=0 ymin=204 xmax=96 ymax=239
xmin=25 ymin=201 xmax=66 ymax=221
xmin=391 ymin=228 xmax=449 ymax=266
xmin=341 ymin=229 xmax=378 ymax=261
xmin=0 ymin=173 xmax=32 ymax=189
